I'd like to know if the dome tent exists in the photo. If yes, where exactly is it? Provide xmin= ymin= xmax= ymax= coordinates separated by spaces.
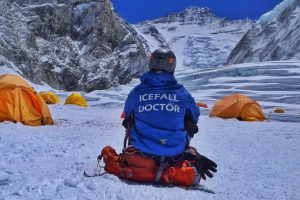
xmin=0 ymin=74 xmax=54 ymax=126
xmin=209 ymin=94 xmax=265 ymax=121
xmin=64 ymin=93 xmax=88 ymax=107
xmin=39 ymin=91 xmax=60 ymax=104
xmin=274 ymin=108 xmax=284 ymax=113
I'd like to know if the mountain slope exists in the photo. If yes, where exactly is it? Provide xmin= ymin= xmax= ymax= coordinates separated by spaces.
xmin=0 ymin=0 xmax=149 ymax=92
xmin=226 ymin=0 xmax=300 ymax=64
xmin=134 ymin=6 xmax=254 ymax=69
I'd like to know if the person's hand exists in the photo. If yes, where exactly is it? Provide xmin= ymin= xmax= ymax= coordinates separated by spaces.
xmin=184 ymin=115 xmax=198 ymax=138
xmin=194 ymin=153 xmax=217 ymax=180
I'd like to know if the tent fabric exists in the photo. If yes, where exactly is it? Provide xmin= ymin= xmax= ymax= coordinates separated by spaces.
xmin=0 ymin=73 xmax=31 ymax=88
xmin=64 ymin=93 xmax=88 ymax=107
xmin=209 ymin=94 xmax=265 ymax=121
xmin=274 ymin=108 xmax=284 ymax=113
xmin=39 ymin=91 xmax=60 ymax=104
xmin=0 ymin=74 xmax=54 ymax=126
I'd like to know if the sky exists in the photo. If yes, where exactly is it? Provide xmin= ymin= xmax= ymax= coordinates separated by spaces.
xmin=110 ymin=0 xmax=284 ymax=24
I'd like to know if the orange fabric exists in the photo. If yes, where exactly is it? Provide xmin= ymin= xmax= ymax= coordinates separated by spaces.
xmin=121 ymin=112 xmax=125 ymax=118
xmin=0 ymin=74 xmax=54 ymax=126
xmin=274 ymin=108 xmax=284 ymax=113
xmin=197 ymin=102 xmax=208 ymax=108
xmin=162 ymin=160 xmax=199 ymax=186
xmin=209 ymin=94 xmax=265 ymax=121
xmin=101 ymin=146 xmax=199 ymax=186
xmin=0 ymin=74 xmax=31 ymax=88
xmin=101 ymin=146 xmax=157 ymax=182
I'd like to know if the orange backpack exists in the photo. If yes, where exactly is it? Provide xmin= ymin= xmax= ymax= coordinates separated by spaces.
xmin=101 ymin=146 xmax=200 ymax=186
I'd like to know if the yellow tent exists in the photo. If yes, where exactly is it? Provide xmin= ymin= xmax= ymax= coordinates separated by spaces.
xmin=64 ymin=93 xmax=88 ymax=107
xmin=209 ymin=94 xmax=265 ymax=121
xmin=0 ymin=74 xmax=54 ymax=126
xmin=39 ymin=91 xmax=60 ymax=104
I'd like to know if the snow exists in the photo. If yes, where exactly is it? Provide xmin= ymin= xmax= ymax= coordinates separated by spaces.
xmin=0 ymin=106 xmax=299 ymax=199
xmin=0 ymin=65 xmax=18 ymax=75
xmin=0 ymin=60 xmax=300 ymax=199
xmin=75 ymin=2 xmax=97 ymax=14
xmin=258 ymin=0 xmax=295 ymax=25
xmin=119 ymin=44 xmax=138 ymax=56
xmin=134 ymin=13 xmax=253 ymax=70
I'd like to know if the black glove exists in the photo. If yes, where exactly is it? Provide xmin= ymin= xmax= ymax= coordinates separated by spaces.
xmin=194 ymin=153 xmax=217 ymax=180
xmin=184 ymin=150 xmax=217 ymax=180
xmin=184 ymin=115 xmax=198 ymax=138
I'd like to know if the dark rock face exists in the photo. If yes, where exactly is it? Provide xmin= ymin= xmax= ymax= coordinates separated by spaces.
xmin=0 ymin=0 xmax=149 ymax=91
xmin=226 ymin=0 xmax=300 ymax=64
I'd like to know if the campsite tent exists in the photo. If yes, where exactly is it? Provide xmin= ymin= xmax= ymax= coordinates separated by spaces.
xmin=64 ymin=93 xmax=88 ymax=107
xmin=274 ymin=108 xmax=284 ymax=113
xmin=0 ymin=74 xmax=54 ymax=126
xmin=209 ymin=94 xmax=265 ymax=121
xmin=39 ymin=91 xmax=60 ymax=104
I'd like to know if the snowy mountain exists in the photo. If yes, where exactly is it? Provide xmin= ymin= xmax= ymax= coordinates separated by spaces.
xmin=1 ymin=2 xmax=300 ymax=200
xmin=134 ymin=6 xmax=254 ymax=69
xmin=0 ymin=0 xmax=149 ymax=92
xmin=226 ymin=0 xmax=300 ymax=64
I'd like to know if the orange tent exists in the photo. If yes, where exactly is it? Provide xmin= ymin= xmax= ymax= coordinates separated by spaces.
xmin=0 ymin=74 xmax=54 ymax=126
xmin=274 ymin=108 xmax=284 ymax=113
xmin=209 ymin=94 xmax=265 ymax=121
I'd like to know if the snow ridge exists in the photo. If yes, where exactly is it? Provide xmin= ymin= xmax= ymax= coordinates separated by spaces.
xmin=258 ymin=0 xmax=296 ymax=25
xmin=227 ymin=0 xmax=300 ymax=64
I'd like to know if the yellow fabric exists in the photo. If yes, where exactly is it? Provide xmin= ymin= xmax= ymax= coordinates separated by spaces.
xmin=209 ymin=94 xmax=265 ymax=121
xmin=0 ymin=74 xmax=54 ymax=126
xmin=48 ymin=92 xmax=60 ymax=103
xmin=64 ymin=93 xmax=88 ymax=107
xmin=39 ymin=91 xmax=60 ymax=104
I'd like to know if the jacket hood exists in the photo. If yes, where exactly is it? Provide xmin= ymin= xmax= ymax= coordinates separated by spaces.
xmin=140 ymin=71 xmax=177 ymax=87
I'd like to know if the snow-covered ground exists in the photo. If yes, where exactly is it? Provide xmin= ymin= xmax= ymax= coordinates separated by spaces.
xmin=0 ymin=105 xmax=299 ymax=199
xmin=87 ymin=61 xmax=300 ymax=122
xmin=0 ymin=61 xmax=300 ymax=199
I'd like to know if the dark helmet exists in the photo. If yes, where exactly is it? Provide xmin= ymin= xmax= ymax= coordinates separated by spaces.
xmin=148 ymin=48 xmax=176 ymax=74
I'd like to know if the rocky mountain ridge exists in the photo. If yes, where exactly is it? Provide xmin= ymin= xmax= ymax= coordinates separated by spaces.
xmin=0 ymin=0 xmax=149 ymax=91
xmin=150 ymin=6 xmax=217 ymax=24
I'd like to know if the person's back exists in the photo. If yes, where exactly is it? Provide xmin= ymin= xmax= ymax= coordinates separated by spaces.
xmin=98 ymin=49 xmax=217 ymax=186
xmin=123 ymin=48 xmax=200 ymax=157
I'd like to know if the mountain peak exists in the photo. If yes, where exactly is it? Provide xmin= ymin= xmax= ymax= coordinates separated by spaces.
xmin=153 ymin=6 xmax=216 ymax=24
xmin=183 ymin=6 xmax=213 ymax=14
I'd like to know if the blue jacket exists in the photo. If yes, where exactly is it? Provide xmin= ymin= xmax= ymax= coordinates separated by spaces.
xmin=124 ymin=71 xmax=200 ymax=157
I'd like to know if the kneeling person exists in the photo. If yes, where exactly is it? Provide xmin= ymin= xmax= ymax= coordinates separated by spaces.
xmin=101 ymin=48 xmax=217 ymax=186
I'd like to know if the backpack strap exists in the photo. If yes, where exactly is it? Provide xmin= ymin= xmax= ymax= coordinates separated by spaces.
xmin=122 ymin=113 xmax=135 ymax=148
